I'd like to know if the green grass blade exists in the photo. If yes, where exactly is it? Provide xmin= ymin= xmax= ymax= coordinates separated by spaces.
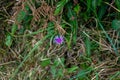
xmin=85 ymin=36 xmax=91 ymax=57
xmin=110 ymin=71 xmax=120 ymax=80
xmin=66 ymin=3 xmax=78 ymax=44
xmin=54 ymin=0 xmax=68 ymax=15
xmin=9 ymin=35 xmax=50 ymax=80
xmin=98 ymin=22 xmax=118 ymax=55
xmin=70 ymin=67 xmax=93 ymax=80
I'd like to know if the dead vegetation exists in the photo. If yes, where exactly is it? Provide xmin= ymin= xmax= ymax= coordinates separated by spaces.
xmin=0 ymin=0 xmax=120 ymax=80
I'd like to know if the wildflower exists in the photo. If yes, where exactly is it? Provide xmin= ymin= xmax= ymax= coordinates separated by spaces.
xmin=53 ymin=35 xmax=64 ymax=45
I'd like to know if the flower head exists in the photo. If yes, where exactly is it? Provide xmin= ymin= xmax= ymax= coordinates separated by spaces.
xmin=53 ymin=35 xmax=64 ymax=45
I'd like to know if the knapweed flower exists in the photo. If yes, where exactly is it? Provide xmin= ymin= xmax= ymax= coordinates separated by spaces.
xmin=53 ymin=35 xmax=64 ymax=45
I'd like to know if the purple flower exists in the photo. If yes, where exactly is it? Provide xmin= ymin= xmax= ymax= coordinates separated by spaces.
xmin=53 ymin=35 xmax=64 ymax=45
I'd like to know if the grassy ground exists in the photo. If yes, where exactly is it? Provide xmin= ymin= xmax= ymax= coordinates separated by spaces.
xmin=1 ymin=0 xmax=120 ymax=80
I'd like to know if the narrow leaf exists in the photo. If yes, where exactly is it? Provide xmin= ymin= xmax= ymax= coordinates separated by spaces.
xmin=67 ymin=66 xmax=78 ymax=73
xmin=112 ymin=20 xmax=120 ymax=30
xmin=16 ymin=10 xmax=26 ymax=23
xmin=5 ymin=34 xmax=12 ymax=47
xmin=54 ymin=0 xmax=68 ymax=15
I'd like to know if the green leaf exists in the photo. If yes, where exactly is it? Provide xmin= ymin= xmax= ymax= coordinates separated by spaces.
xmin=115 ymin=0 xmax=120 ymax=10
xmin=53 ymin=59 xmax=60 ymax=67
xmin=92 ymin=0 xmax=102 ymax=9
xmin=92 ymin=0 xmax=97 ymax=10
xmin=57 ymin=69 xmax=63 ymax=77
xmin=97 ymin=0 xmax=102 ymax=6
xmin=92 ymin=0 xmax=102 ymax=13
xmin=99 ymin=21 xmax=118 ymax=55
xmin=98 ymin=4 xmax=108 ymax=20
xmin=50 ymin=66 xmax=56 ymax=78
xmin=5 ymin=34 xmax=12 ymax=47
xmin=66 ymin=3 xmax=78 ymax=44
xmin=24 ymin=2 xmax=30 ymax=11
xmin=85 ymin=36 xmax=91 ymax=57
xmin=87 ymin=0 xmax=92 ymax=12
xmin=41 ymin=59 xmax=51 ymax=67
xmin=54 ymin=0 xmax=68 ymax=15
xmin=112 ymin=20 xmax=120 ymax=30
xmin=73 ymin=4 xmax=80 ymax=15
xmin=67 ymin=66 xmax=78 ymax=73
xmin=65 ymin=35 xmax=71 ymax=49
xmin=70 ymin=67 xmax=93 ymax=80
xmin=11 ymin=24 xmax=18 ymax=35
xmin=16 ymin=10 xmax=26 ymax=23
xmin=47 ymin=22 xmax=55 ymax=36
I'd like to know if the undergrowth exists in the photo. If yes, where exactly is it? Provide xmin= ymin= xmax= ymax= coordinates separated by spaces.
xmin=0 ymin=0 xmax=120 ymax=80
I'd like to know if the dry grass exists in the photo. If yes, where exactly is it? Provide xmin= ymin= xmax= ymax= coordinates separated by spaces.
xmin=0 ymin=0 xmax=120 ymax=80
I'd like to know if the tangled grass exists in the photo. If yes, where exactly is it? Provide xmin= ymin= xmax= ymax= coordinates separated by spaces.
xmin=0 ymin=0 xmax=120 ymax=80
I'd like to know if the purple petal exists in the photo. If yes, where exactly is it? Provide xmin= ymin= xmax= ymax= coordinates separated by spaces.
xmin=53 ymin=35 xmax=64 ymax=44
